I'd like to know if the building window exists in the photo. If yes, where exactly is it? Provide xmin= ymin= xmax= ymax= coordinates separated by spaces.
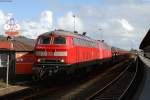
xmin=0 ymin=54 xmax=8 ymax=67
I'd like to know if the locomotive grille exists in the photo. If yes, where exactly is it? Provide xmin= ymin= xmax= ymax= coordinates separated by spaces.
xmin=35 ymin=51 xmax=55 ymax=56
xmin=39 ymin=58 xmax=63 ymax=64
xmin=35 ymin=51 xmax=47 ymax=56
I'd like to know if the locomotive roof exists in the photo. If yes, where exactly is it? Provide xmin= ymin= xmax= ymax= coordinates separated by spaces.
xmin=38 ymin=30 xmax=112 ymax=49
xmin=40 ymin=30 xmax=94 ymax=41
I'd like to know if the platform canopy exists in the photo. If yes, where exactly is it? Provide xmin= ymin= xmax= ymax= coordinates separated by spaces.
xmin=0 ymin=40 xmax=13 ymax=50
xmin=0 ymin=39 xmax=33 ymax=52
xmin=139 ymin=29 xmax=150 ymax=50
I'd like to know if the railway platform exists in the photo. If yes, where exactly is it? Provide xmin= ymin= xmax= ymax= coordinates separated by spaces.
xmin=133 ymin=55 xmax=150 ymax=100
xmin=0 ymin=85 xmax=28 ymax=97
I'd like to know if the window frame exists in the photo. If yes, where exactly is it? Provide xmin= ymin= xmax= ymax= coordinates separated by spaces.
xmin=38 ymin=36 xmax=51 ymax=45
xmin=72 ymin=37 xmax=98 ymax=48
xmin=53 ymin=36 xmax=66 ymax=45
xmin=0 ymin=54 xmax=9 ymax=67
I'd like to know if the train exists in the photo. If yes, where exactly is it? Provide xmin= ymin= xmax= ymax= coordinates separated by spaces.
xmin=16 ymin=52 xmax=35 ymax=76
xmin=32 ymin=30 xmax=129 ymax=80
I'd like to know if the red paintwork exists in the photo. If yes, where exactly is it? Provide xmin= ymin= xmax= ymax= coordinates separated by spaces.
xmin=16 ymin=52 xmax=35 ymax=74
xmin=34 ymin=31 xmax=112 ymax=65
xmin=0 ymin=40 xmax=12 ymax=49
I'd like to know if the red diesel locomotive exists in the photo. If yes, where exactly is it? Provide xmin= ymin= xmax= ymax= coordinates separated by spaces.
xmin=33 ymin=30 xmax=113 ymax=79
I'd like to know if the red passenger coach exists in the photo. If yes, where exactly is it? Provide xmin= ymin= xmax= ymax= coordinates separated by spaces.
xmin=16 ymin=52 xmax=35 ymax=75
xmin=33 ymin=30 xmax=112 ymax=79
xmin=13 ymin=40 xmax=35 ymax=78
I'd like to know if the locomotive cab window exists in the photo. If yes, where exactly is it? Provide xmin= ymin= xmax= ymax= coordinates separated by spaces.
xmin=39 ymin=37 xmax=50 ymax=44
xmin=53 ymin=36 xmax=66 ymax=44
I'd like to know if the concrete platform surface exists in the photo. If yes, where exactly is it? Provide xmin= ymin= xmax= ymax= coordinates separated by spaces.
xmin=133 ymin=56 xmax=150 ymax=100
xmin=0 ymin=85 xmax=28 ymax=97
xmin=139 ymin=56 xmax=150 ymax=68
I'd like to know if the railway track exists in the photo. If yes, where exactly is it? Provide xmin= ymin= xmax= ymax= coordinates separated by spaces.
xmin=0 ymin=58 xmax=139 ymax=100
xmin=34 ymin=59 xmax=135 ymax=100
xmin=87 ymin=58 xmax=139 ymax=100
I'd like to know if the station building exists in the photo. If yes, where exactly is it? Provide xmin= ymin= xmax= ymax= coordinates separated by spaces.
xmin=0 ymin=39 xmax=35 ymax=82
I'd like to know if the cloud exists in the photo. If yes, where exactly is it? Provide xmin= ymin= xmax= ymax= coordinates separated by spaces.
xmin=0 ymin=0 xmax=150 ymax=50
xmin=40 ymin=10 xmax=53 ymax=29
xmin=21 ymin=10 xmax=53 ymax=39
xmin=118 ymin=19 xmax=134 ymax=31
xmin=0 ymin=10 xmax=84 ymax=39
xmin=22 ymin=11 xmax=84 ymax=39
xmin=73 ymin=2 xmax=150 ymax=49
xmin=0 ymin=10 xmax=51 ymax=39
xmin=57 ymin=12 xmax=83 ymax=33
xmin=0 ymin=10 xmax=13 ymax=35
xmin=21 ymin=11 xmax=84 ymax=39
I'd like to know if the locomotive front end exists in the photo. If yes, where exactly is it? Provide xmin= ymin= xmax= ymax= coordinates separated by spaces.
xmin=33 ymin=32 xmax=69 ymax=80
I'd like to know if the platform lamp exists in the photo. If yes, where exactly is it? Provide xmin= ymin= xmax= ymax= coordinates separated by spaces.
xmin=98 ymin=28 xmax=103 ymax=41
xmin=73 ymin=14 xmax=76 ymax=32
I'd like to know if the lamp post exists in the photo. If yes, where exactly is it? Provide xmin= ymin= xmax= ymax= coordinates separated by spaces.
xmin=98 ymin=28 xmax=103 ymax=40
xmin=6 ymin=55 xmax=9 ymax=87
xmin=73 ymin=14 xmax=76 ymax=32
xmin=130 ymin=40 xmax=134 ymax=50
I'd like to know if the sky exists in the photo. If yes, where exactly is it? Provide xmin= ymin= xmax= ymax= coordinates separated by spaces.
xmin=0 ymin=0 xmax=150 ymax=50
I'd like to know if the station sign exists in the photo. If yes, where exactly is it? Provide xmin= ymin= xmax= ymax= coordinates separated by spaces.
xmin=4 ymin=18 xmax=20 ymax=36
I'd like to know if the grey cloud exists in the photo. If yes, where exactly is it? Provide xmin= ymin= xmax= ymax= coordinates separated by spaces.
xmin=70 ymin=2 xmax=150 ymax=50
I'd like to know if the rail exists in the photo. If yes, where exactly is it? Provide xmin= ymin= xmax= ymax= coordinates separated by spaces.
xmin=87 ymin=58 xmax=138 ymax=100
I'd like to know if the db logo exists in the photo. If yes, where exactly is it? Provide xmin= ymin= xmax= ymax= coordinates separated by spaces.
xmin=4 ymin=18 xmax=20 ymax=31
xmin=4 ymin=18 xmax=20 ymax=36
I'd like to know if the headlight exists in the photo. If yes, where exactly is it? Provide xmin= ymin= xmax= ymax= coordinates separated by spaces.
xmin=54 ymin=51 xmax=67 ymax=56
xmin=60 ymin=59 xmax=64 ymax=63
xmin=37 ymin=58 xmax=41 ymax=62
